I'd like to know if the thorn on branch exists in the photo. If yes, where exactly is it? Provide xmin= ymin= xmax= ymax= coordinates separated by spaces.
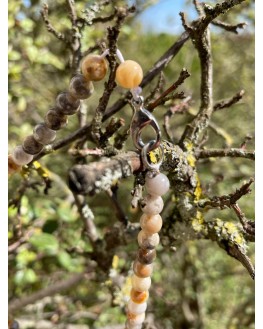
xmin=213 ymin=90 xmax=245 ymax=111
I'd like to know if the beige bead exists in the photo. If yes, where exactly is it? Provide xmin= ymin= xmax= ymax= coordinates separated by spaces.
xmin=131 ymin=275 xmax=151 ymax=292
xmin=145 ymin=172 xmax=170 ymax=196
xmin=81 ymin=55 xmax=108 ymax=81
xmin=140 ymin=213 xmax=163 ymax=234
xmin=115 ymin=60 xmax=143 ymax=89
xmin=130 ymin=289 xmax=149 ymax=304
xmin=133 ymin=260 xmax=153 ymax=278
xmin=126 ymin=312 xmax=145 ymax=325
xmin=127 ymin=300 xmax=147 ymax=314
xmin=137 ymin=230 xmax=160 ymax=249
xmin=140 ymin=194 xmax=164 ymax=215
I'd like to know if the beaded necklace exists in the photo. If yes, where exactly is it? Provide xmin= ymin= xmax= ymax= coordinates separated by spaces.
xmin=9 ymin=49 xmax=170 ymax=329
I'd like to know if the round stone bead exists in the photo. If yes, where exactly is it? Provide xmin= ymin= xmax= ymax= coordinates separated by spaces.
xmin=126 ymin=312 xmax=145 ymax=326
xmin=137 ymin=230 xmax=160 ymax=249
xmin=131 ymin=275 xmax=151 ymax=292
xmin=140 ymin=213 xmax=163 ymax=234
xmin=145 ymin=172 xmax=170 ymax=196
xmin=11 ymin=145 xmax=34 ymax=166
xmin=127 ymin=300 xmax=147 ymax=315
xmin=81 ymin=54 xmax=108 ymax=81
xmin=68 ymin=74 xmax=94 ymax=100
xmin=22 ymin=135 xmax=44 ymax=155
xmin=137 ymin=248 xmax=156 ymax=265
xmin=115 ymin=60 xmax=143 ymax=89
xmin=133 ymin=260 xmax=153 ymax=278
xmin=130 ymin=289 xmax=149 ymax=304
xmin=33 ymin=123 xmax=56 ymax=145
xmin=140 ymin=194 xmax=164 ymax=215
xmin=8 ymin=154 xmax=21 ymax=175
xmin=45 ymin=109 xmax=68 ymax=130
xmin=56 ymin=91 xmax=80 ymax=115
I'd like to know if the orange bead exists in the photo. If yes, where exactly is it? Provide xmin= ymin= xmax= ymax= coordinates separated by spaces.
xmin=115 ymin=60 xmax=143 ymax=89
xmin=130 ymin=289 xmax=149 ymax=304
xmin=8 ymin=155 xmax=21 ymax=175
xmin=81 ymin=55 xmax=108 ymax=81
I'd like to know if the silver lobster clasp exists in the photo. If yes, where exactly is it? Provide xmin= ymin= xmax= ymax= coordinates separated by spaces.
xmin=130 ymin=96 xmax=161 ymax=152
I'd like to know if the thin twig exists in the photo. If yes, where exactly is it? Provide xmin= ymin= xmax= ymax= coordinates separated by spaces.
xmin=212 ymin=20 xmax=247 ymax=34
xmin=73 ymin=194 xmax=99 ymax=244
xmin=40 ymin=4 xmax=68 ymax=43
xmin=147 ymin=68 xmax=190 ymax=112
xmin=195 ymin=148 xmax=255 ymax=160
xmin=231 ymin=203 xmax=255 ymax=241
xmin=213 ymin=90 xmax=245 ymax=111
xmin=198 ymin=178 xmax=254 ymax=209
xmin=9 ymin=271 xmax=95 ymax=314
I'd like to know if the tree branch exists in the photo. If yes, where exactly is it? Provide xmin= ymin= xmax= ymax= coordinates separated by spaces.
xmin=198 ymin=178 xmax=254 ymax=209
xmin=212 ymin=19 xmax=247 ymax=34
xmin=9 ymin=270 xmax=95 ymax=314
xmin=195 ymin=148 xmax=255 ymax=161
xmin=213 ymin=89 xmax=245 ymax=111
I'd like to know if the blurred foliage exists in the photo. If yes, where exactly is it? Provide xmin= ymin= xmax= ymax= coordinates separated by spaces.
xmin=8 ymin=0 xmax=254 ymax=328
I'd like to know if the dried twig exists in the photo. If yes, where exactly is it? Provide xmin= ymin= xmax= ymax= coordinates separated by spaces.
xmin=195 ymin=148 xmax=255 ymax=160
xmin=198 ymin=178 xmax=254 ymax=209
xmin=147 ymin=68 xmax=190 ymax=112
xmin=40 ymin=4 xmax=68 ymax=43
xmin=212 ymin=20 xmax=247 ymax=34
xmin=213 ymin=90 xmax=245 ymax=111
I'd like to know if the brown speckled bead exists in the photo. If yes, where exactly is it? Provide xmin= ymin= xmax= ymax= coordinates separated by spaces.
xmin=45 ymin=108 xmax=68 ymax=130
xmin=130 ymin=289 xmax=149 ymax=304
xmin=140 ymin=194 xmax=164 ymax=215
xmin=81 ymin=54 xmax=108 ymax=81
xmin=56 ymin=91 xmax=80 ymax=115
xmin=137 ymin=248 xmax=156 ymax=265
xmin=68 ymin=74 xmax=94 ymax=100
xmin=126 ymin=312 xmax=145 ymax=326
xmin=137 ymin=230 xmax=160 ymax=249
xmin=133 ymin=260 xmax=153 ymax=278
xmin=22 ymin=135 xmax=44 ymax=155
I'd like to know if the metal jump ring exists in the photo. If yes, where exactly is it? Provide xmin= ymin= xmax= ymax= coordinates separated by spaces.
xmin=141 ymin=141 xmax=164 ymax=171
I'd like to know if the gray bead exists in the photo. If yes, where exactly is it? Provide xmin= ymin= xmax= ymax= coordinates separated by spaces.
xmin=45 ymin=108 xmax=68 ymax=130
xmin=12 ymin=145 xmax=33 ymax=165
xmin=22 ymin=135 xmax=44 ymax=155
xmin=68 ymin=74 xmax=94 ymax=100
xmin=56 ymin=91 xmax=80 ymax=115
xmin=33 ymin=123 xmax=56 ymax=144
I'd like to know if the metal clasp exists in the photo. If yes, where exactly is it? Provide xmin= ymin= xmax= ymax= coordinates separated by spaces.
xmin=130 ymin=96 xmax=161 ymax=152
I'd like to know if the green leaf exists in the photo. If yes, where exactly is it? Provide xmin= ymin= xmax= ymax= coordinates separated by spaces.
xmin=29 ymin=232 xmax=59 ymax=255
xmin=58 ymin=251 xmax=73 ymax=271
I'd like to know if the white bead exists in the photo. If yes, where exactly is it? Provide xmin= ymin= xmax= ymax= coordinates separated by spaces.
xmin=145 ymin=172 xmax=170 ymax=196
xmin=137 ymin=230 xmax=160 ymax=249
xmin=131 ymin=275 xmax=151 ymax=292
xmin=140 ymin=213 xmax=163 ymax=234
xmin=127 ymin=300 xmax=147 ymax=314
xmin=126 ymin=312 xmax=145 ymax=326
xmin=33 ymin=123 xmax=56 ymax=144
xmin=140 ymin=194 xmax=163 ymax=215
xmin=11 ymin=145 xmax=34 ymax=165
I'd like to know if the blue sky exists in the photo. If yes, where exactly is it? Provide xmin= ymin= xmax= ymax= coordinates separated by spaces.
xmin=135 ymin=0 xmax=197 ymax=34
